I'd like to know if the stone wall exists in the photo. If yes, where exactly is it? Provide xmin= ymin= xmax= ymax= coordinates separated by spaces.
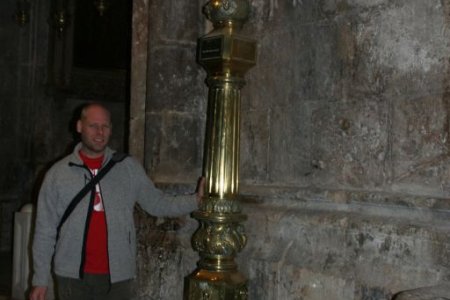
xmin=132 ymin=0 xmax=450 ymax=299
xmin=0 ymin=0 xmax=52 ymax=252
xmin=129 ymin=0 xmax=206 ymax=297
xmin=242 ymin=0 xmax=450 ymax=195
xmin=237 ymin=1 xmax=450 ymax=297
xmin=142 ymin=0 xmax=207 ymax=183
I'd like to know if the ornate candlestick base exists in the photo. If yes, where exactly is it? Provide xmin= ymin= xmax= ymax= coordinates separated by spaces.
xmin=186 ymin=269 xmax=247 ymax=299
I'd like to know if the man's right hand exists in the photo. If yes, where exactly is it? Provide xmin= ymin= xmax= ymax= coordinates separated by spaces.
xmin=29 ymin=286 xmax=47 ymax=300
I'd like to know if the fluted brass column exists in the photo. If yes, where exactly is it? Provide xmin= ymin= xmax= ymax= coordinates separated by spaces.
xmin=185 ymin=0 xmax=256 ymax=299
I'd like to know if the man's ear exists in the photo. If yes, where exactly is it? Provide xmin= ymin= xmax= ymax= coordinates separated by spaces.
xmin=76 ymin=120 xmax=82 ymax=133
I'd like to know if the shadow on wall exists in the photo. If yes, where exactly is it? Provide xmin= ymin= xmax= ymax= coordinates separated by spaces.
xmin=391 ymin=284 xmax=450 ymax=299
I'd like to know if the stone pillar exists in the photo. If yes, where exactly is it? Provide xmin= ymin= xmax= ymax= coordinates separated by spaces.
xmin=129 ymin=0 xmax=149 ymax=163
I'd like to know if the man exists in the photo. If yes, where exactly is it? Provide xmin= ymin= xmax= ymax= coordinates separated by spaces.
xmin=29 ymin=103 xmax=203 ymax=300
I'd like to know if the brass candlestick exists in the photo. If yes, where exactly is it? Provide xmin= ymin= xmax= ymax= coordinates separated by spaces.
xmin=185 ymin=0 xmax=256 ymax=299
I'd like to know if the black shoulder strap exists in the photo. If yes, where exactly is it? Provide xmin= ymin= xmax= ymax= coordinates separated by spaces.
xmin=57 ymin=152 xmax=127 ymax=234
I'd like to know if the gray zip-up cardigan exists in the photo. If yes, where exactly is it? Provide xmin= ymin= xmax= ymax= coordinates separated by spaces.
xmin=32 ymin=143 xmax=198 ymax=286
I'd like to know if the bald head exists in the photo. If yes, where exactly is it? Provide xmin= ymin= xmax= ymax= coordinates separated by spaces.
xmin=80 ymin=103 xmax=111 ymax=122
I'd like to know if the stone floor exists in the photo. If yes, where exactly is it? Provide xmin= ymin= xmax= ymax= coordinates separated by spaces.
xmin=0 ymin=251 xmax=11 ymax=300
xmin=1 ymin=246 xmax=449 ymax=300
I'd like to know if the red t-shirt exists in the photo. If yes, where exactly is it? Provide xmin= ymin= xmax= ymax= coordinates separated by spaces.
xmin=79 ymin=151 xmax=109 ymax=274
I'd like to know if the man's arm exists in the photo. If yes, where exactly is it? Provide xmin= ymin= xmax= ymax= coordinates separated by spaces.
xmin=31 ymin=169 xmax=60 ymax=289
xmin=29 ymin=286 xmax=47 ymax=300
xmin=128 ymin=158 xmax=204 ymax=217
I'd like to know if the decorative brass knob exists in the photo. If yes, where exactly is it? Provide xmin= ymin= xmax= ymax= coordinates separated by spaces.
xmin=204 ymin=0 xmax=250 ymax=28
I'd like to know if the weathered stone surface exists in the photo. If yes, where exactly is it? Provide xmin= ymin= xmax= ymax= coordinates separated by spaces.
xmin=130 ymin=0 xmax=450 ymax=299
xmin=129 ymin=0 xmax=149 ymax=163
xmin=310 ymin=97 xmax=389 ymax=189
xmin=129 ymin=183 xmax=450 ymax=299
xmin=142 ymin=0 xmax=206 ymax=186
xmin=133 ymin=190 xmax=198 ymax=299
xmin=144 ymin=111 xmax=203 ymax=182
xmin=239 ymin=194 xmax=450 ymax=299
xmin=147 ymin=46 xmax=206 ymax=113
xmin=238 ymin=0 xmax=450 ymax=198
xmin=148 ymin=0 xmax=201 ymax=43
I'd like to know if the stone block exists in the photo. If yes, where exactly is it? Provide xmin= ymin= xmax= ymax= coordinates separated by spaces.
xmin=144 ymin=111 xmax=203 ymax=182
xmin=143 ymin=112 xmax=163 ymax=175
xmin=344 ymin=1 xmax=450 ymax=99
xmin=148 ymin=0 xmax=200 ymax=43
xmin=239 ymin=196 xmax=450 ymax=299
xmin=246 ymin=261 xmax=355 ymax=300
xmin=147 ymin=47 xmax=206 ymax=113
xmin=133 ymin=204 xmax=197 ymax=299
xmin=266 ymin=102 xmax=315 ymax=184
xmin=309 ymin=97 xmax=389 ymax=189
xmin=240 ymin=106 xmax=270 ymax=183
xmin=391 ymin=94 xmax=450 ymax=197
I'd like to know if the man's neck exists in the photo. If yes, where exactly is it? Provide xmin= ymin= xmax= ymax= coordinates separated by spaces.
xmin=79 ymin=147 xmax=105 ymax=159
xmin=79 ymin=150 xmax=104 ymax=170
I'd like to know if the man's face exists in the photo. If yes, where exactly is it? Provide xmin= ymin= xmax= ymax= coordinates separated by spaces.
xmin=76 ymin=105 xmax=112 ymax=157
